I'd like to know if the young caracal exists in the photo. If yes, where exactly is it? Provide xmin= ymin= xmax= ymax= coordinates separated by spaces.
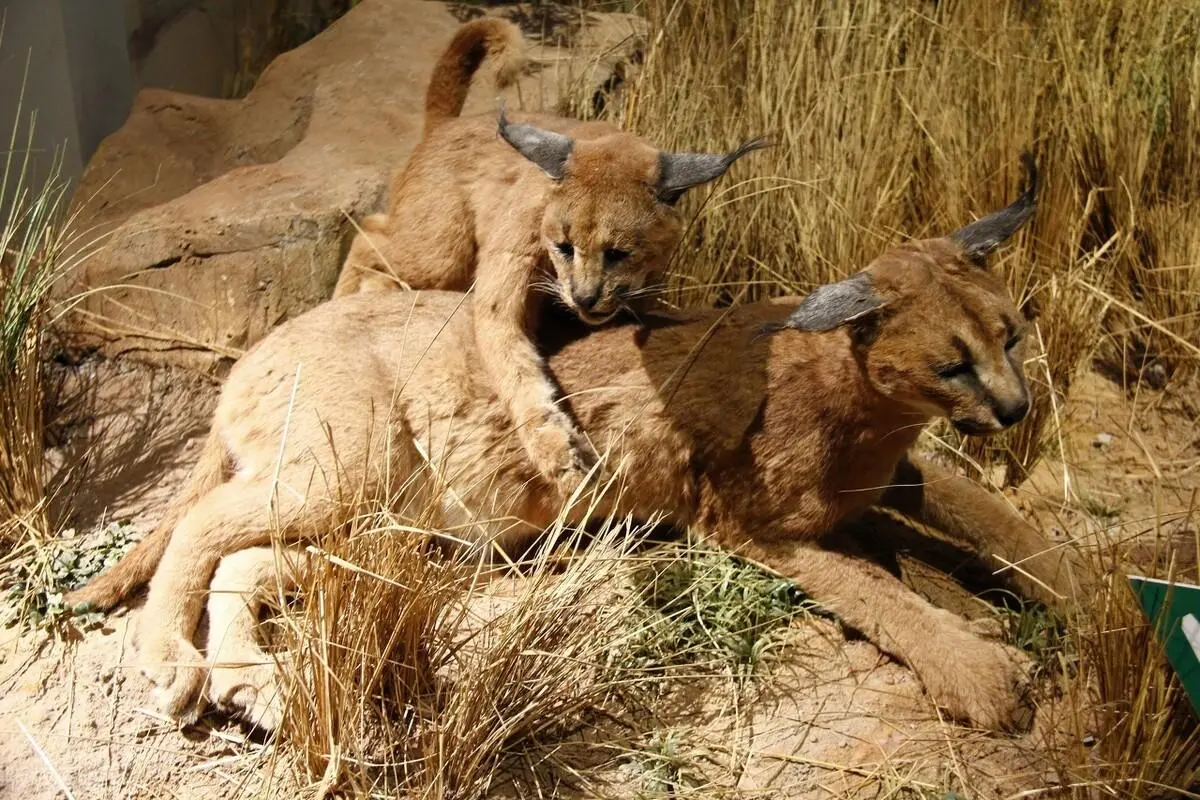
xmin=332 ymin=18 xmax=764 ymax=490
xmin=71 ymin=155 xmax=1092 ymax=733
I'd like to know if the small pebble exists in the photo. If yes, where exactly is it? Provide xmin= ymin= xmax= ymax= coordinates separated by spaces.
xmin=1093 ymin=432 xmax=1114 ymax=448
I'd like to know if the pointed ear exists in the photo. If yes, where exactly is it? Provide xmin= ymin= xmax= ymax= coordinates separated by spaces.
xmin=763 ymin=272 xmax=885 ymax=334
xmin=497 ymin=102 xmax=573 ymax=180
xmin=656 ymin=136 xmax=770 ymax=205
xmin=948 ymin=152 xmax=1038 ymax=263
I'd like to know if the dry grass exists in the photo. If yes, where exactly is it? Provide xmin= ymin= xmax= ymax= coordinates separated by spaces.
xmin=256 ymin=465 xmax=811 ymax=797
xmin=6 ymin=1 xmax=1199 ymax=797
xmin=0 ymin=59 xmax=90 ymax=553
xmin=1055 ymin=563 xmax=1200 ymax=797
xmin=607 ymin=0 xmax=1200 ymax=487
xmin=265 ymin=465 xmax=669 ymax=797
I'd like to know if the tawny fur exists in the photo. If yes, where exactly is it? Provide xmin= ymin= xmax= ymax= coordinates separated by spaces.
xmin=205 ymin=547 xmax=303 ymax=730
xmin=332 ymin=18 xmax=763 ymax=491
xmin=66 ymin=432 xmax=230 ymax=610
xmin=70 ymin=208 xmax=1092 ymax=733
xmin=421 ymin=17 xmax=526 ymax=136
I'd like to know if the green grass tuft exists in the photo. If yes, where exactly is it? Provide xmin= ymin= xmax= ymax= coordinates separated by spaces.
xmin=628 ymin=543 xmax=812 ymax=680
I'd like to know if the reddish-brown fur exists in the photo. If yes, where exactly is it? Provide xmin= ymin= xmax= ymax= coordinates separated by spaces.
xmin=70 ymin=209 xmax=1091 ymax=733
xmin=332 ymin=18 xmax=762 ymax=493
xmin=422 ymin=18 xmax=525 ymax=135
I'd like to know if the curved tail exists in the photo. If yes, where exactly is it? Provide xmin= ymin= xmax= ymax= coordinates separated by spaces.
xmin=424 ymin=18 xmax=525 ymax=135
xmin=65 ymin=431 xmax=231 ymax=611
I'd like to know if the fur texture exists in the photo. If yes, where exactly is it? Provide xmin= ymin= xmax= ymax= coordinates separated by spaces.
xmin=70 ymin=176 xmax=1091 ymax=732
xmin=332 ymin=19 xmax=764 ymax=490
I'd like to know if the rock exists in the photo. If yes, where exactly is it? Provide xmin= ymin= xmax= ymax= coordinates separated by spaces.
xmin=59 ymin=0 xmax=646 ymax=372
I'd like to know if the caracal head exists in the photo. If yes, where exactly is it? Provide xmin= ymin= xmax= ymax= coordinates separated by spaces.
xmin=771 ymin=154 xmax=1040 ymax=437
xmin=498 ymin=107 xmax=766 ymax=324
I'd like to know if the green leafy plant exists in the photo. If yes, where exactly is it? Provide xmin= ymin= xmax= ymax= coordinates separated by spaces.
xmin=2 ymin=521 xmax=137 ymax=632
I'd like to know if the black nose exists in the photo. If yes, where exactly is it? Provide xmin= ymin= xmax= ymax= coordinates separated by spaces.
xmin=573 ymin=288 xmax=601 ymax=311
xmin=995 ymin=397 xmax=1030 ymax=427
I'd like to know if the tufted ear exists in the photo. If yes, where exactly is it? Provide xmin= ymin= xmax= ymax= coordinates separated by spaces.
xmin=497 ymin=103 xmax=573 ymax=180
xmin=763 ymin=272 xmax=885 ymax=334
xmin=656 ymin=137 xmax=770 ymax=205
xmin=948 ymin=152 xmax=1038 ymax=263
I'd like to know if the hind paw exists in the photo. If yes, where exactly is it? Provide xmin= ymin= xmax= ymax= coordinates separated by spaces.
xmin=209 ymin=657 xmax=287 ymax=731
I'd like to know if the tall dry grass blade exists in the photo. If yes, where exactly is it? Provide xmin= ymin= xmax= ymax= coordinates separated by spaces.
xmin=0 ymin=45 xmax=86 ymax=550
xmin=615 ymin=0 xmax=1200 ymax=483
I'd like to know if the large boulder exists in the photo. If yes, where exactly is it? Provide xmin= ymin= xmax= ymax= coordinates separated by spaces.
xmin=60 ymin=0 xmax=646 ymax=372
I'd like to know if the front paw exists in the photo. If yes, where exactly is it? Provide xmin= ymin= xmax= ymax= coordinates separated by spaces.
xmin=136 ymin=636 xmax=207 ymax=722
xmin=915 ymin=631 xmax=1033 ymax=732
xmin=521 ymin=409 xmax=598 ymax=490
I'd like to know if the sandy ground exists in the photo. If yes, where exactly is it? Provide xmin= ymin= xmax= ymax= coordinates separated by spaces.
xmin=1 ymin=357 xmax=1196 ymax=799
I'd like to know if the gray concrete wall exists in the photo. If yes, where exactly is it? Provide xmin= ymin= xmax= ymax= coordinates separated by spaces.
xmin=0 ymin=0 xmax=136 ymax=211
xmin=0 ymin=0 xmax=239 ymax=212
xmin=125 ymin=0 xmax=238 ymax=98
xmin=0 ymin=2 xmax=84 ymax=191
xmin=61 ymin=0 xmax=139 ymax=162
xmin=0 ymin=0 xmax=338 ymax=221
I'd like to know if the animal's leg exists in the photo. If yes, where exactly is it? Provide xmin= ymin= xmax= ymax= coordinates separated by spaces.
xmin=206 ymin=545 xmax=306 ymax=730
xmin=333 ymin=214 xmax=402 ymax=298
xmin=134 ymin=478 xmax=331 ymax=720
xmin=333 ymin=193 xmax=477 ymax=299
xmin=725 ymin=533 xmax=1032 ymax=731
xmin=882 ymin=456 xmax=1094 ymax=608
xmin=473 ymin=247 xmax=595 ymax=491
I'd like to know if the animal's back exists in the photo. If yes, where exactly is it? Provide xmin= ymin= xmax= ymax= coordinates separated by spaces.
xmin=213 ymin=291 xmax=480 ymax=484
xmin=213 ymin=290 xmax=864 ymax=537
xmin=385 ymin=112 xmax=623 ymax=216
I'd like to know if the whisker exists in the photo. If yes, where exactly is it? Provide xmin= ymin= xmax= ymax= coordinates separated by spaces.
xmin=534 ymin=280 xmax=573 ymax=312
xmin=616 ymin=298 xmax=644 ymax=324
xmin=530 ymin=279 xmax=565 ymax=300
xmin=622 ymin=285 xmax=672 ymax=300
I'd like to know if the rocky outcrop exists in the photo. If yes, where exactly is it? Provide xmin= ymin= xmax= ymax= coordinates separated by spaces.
xmin=61 ymin=0 xmax=645 ymax=372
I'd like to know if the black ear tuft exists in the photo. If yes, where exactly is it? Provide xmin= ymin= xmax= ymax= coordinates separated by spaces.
xmin=656 ymin=137 xmax=771 ymax=205
xmin=761 ymin=272 xmax=884 ymax=335
xmin=496 ymin=101 xmax=573 ymax=181
xmin=948 ymin=151 xmax=1038 ymax=263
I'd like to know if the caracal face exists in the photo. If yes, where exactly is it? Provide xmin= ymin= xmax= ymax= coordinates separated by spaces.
xmin=859 ymin=238 xmax=1032 ymax=436
xmin=539 ymin=135 xmax=682 ymax=323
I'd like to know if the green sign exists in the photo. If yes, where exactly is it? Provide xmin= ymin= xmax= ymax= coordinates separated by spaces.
xmin=1128 ymin=575 xmax=1200 ymax=717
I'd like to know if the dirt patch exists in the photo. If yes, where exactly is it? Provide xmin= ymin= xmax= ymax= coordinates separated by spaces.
xmin=1016 ymin=371 xmax=1199 ymax=580
xmin=44 ymin=357 xmax=219 ymax=535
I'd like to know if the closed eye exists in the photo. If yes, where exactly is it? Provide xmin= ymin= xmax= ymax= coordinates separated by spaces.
xmin=939 ymin=335 xmax=976 ymax=380
xmin=556 ymin=241 xmax=575 ymax=258
xmin=1004 ymin=334 xmax=1022 ymax=351
xmin=936 ymin=361 xmax=974 ymax=380
xmin=604 ymin=248 xmax=630 ymax=266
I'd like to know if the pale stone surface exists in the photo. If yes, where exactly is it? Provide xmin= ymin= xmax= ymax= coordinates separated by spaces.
xmin=60 ymin=0 xmax=646 ymax=372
